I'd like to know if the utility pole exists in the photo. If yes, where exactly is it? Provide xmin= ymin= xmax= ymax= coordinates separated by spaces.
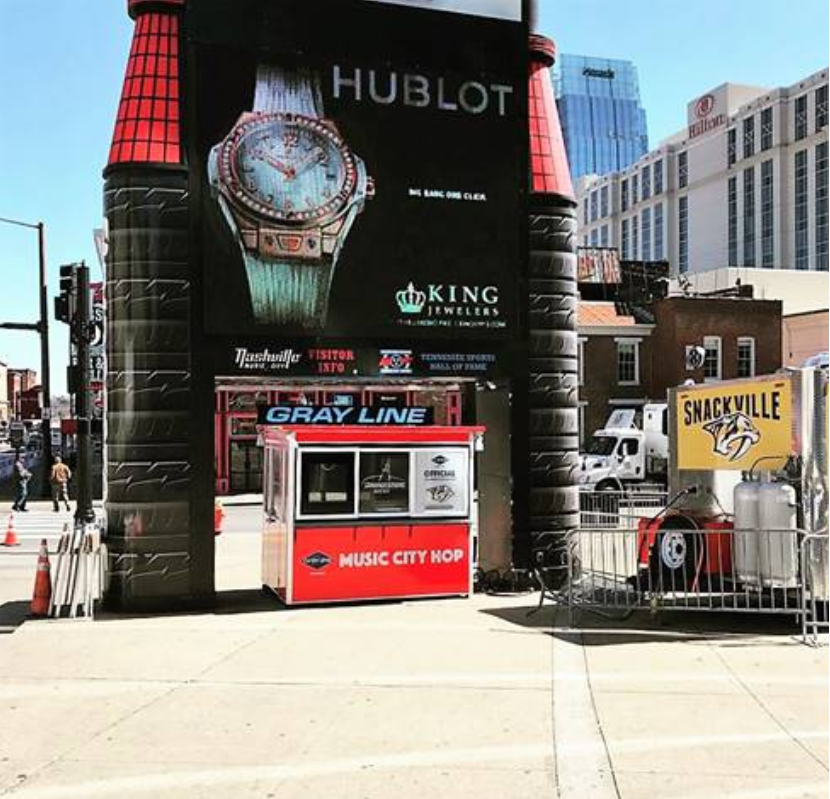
xmin=38 ymin=222 xmax=53 ymax=498
xmin=54 ymin=261 xmax=94 ymax=523
xmin=0 ymin=216 xmax=53 ymax=498
xmin=74 ymin=263 xmax=94 ymax=523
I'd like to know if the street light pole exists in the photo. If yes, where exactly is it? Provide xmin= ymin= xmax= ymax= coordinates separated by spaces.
xmin=38 ymin=222 xmax=54 ymax=497
xmin=0 ymin=215 xmax=53 ymax=497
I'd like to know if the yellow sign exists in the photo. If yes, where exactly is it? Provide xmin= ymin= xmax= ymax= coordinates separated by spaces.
xmin=676 ymin=379 xmax=793 ymax=470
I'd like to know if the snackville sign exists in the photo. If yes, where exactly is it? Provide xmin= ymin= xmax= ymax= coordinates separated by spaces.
xmin=675 ymin=380 xmax=793 ymax=470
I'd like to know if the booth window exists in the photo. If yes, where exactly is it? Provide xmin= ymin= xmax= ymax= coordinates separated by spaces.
xmin=359 ymin=452 xmax=410 ymax=515
xmin=300 ymin=451 xmax=356 ymax=517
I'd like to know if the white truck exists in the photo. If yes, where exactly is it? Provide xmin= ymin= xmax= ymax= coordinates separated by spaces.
xmin=578 ymin=403 xmax=669 ymax=490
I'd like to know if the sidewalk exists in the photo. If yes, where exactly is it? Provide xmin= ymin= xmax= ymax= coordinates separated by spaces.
xmin=0 ymin=593 xmax=826 ymax=799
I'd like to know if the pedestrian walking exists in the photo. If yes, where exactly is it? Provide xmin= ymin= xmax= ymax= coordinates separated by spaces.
xmin=11 ymin=454 xmax=31 ymax=512
xmin=50 ymin=456 xmax=72 ymax=513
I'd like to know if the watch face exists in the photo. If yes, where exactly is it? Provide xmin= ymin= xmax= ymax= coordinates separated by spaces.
xmin=223 ymin=113 xmax=357 ymax=225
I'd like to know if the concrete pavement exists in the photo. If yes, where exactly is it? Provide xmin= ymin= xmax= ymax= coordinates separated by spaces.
xmin=0 ymin=508 xmax=826 ymax=798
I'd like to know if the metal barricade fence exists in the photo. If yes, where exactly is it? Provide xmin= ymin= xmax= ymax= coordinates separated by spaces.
xmin=579 ymin=488 xmax=668 ymax=529
xmin=566 ymin=524 xmax=827 ymax=639
xmin=800 ymin=533 xmax=829 ymax=645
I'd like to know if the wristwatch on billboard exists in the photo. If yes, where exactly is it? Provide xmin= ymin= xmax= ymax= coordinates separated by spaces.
xmin=208 ymin=65 xmax=374 ymax=327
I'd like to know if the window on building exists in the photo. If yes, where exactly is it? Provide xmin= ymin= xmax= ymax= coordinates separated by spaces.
xmin=678 ymin=195 xmax=689 ymax=273
xmin=703 ymin=336 xmax=722 ymax=382
xmin=760 ymin=107 xmax=773 ymax=151
xmin=795 ymin=149 xmax=809 ymax=269
xmin=654 ymin=160 xmax=663 ymax=194
xmin=621 ymin=218 xmax=630 ymax=259
xmin=678 ymin=151 xmax=688 ymax=189
xmin=600 ymin=224 xmax=609 ymax=247
xmin=654 ymin=203 xmax=664 ymax=260
xmin=817 ymin=84 xmax=828 ymax=131
xmin=583 ymin=198 xmax=589 ymax=223
xmin=817 ymin=141 xmax=828 ymax=271
xmin=761 ymin=160 xmax=774 ymax=267
xmin=641 ymin=207 xmax=651 ymax=261
xmin=631 ymin=213 xmax=639 ymax=259
xmin=795 ymin=94 xmax=808 ymax=140
xmin=641 ymin=165 xmax=651 ymax=200
xmin=621 ymin=178 xmax=629 ymax=212
xmin=727 ymin=176 xmax=738 ymax=266
xmin=590 ymin=190 xmax=598 ymax=222
xmin=742 ymin=116 xmax=755 ymax=159
xmin=631 ymin=172 xmax=639 ymax=205
xmin=743 ymin=166 xmax=756 ymax=266
xmin=727 ymin=128 xmax=737 ymax=167
xmin=590 ymin=228 xmax=599 ymax=246
xmin=616 ymin=339 xmax=640 ymax=385
xmin=600 ymin=185 xmax=609 ymax=218
xmin=578 ymin=338 xmax=586 ymax=386
xmin=737 ymin=337 xmax=756 ymax=378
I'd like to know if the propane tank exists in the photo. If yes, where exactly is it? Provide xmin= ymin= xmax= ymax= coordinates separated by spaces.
xmin=757 ymin=481 xmax=798 ymax=587
xmin=733 ymin=476 xmax=761 ymax=586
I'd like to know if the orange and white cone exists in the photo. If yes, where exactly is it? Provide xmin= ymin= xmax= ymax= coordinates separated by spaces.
xmin=2 ymin=513 xmax=19 ymax=547
xmin=214 ymin=500 xmax=225 ymax=536
xmin=31 ymin=539 xmax=52 ymax=617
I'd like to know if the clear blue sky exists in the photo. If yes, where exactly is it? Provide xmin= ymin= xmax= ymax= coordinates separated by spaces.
xmin=0 ymin=0 xmax=827 ymax=393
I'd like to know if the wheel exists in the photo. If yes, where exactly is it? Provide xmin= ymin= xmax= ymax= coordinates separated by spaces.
xmin=649 ymin=520 xmax=703 ymax=591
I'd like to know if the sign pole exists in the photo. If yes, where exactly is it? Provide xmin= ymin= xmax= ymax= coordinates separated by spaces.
xmin=74 ymin=262 xmax=95 ymax=525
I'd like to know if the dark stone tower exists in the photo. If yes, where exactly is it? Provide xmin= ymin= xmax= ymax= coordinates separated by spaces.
xmin=523 ymin=23 xmax=580 ymax=580
xmin=103 ymin=0 xmax=212 ymax=609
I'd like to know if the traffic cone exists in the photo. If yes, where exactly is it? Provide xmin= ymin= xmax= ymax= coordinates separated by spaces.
xmin=214 ymin=500 xmax=225 ymax=536
xmin=31 ymin=539 xmax=52 ymax=617
xmin=2 ymin=513 xmax=19 ymax=547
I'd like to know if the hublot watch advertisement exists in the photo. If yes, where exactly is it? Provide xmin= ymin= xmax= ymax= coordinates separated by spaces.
xmin=189 ymin=0 xmax=525 ymax=342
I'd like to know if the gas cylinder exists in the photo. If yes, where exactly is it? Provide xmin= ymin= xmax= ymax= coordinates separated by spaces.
xmin=757 ymin=481 xmax=798 ymax=587
xmin=733 ymin=477 xmax=761 ymax=585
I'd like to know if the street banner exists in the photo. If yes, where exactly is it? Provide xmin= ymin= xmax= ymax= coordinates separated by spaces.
xmin=675 ymin=379 xmax=794 ymax=470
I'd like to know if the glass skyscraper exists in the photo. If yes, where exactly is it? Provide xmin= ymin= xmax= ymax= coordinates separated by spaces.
xmin=554 ymin=54 xmax=649 ymax=178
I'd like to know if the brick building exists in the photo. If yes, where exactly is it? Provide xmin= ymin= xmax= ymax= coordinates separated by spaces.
xmin=578 ymin=295 xmax=783 ymax=444
xmin=6 ymin=368 xmax=38 ymax=420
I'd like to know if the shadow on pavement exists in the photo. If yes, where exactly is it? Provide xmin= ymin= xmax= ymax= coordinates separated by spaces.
xmin=480 ymin=600 xmax=804 ymax=646
xmin=0 ymin=600 xmax=31 ymax=634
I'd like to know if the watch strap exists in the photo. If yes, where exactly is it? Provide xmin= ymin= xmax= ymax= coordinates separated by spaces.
xmin=243 ymin=253 xmax=334 ymax=328
xmin=253 ymin=65 xmax=323 ymax=117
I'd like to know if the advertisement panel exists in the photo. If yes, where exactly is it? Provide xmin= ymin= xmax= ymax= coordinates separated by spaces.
xmin=413 ymin=448 xmax=469 ymax=515
xmin=189 ymin=0 xmax=525 ymax=343
xmin=675 ymin=379 xmax=794 ymax=470
xmin=292 ymin=523 xmax=470 ymax=602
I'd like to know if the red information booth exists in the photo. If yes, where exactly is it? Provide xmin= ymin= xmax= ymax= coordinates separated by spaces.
xmin=258 ymin=411 xmax=484 ymax=605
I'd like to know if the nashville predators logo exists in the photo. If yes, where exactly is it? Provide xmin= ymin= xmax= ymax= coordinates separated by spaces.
xmin=703 ymin=412 xmax=761 ymax=462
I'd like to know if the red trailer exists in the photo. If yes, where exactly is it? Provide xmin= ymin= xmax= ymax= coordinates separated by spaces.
xmin=259 ymin=416 xmax=484 ymax=605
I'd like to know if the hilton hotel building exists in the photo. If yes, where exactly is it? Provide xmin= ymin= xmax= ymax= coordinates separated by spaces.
xmin=576 ymin=69 xmax=828 ymax=274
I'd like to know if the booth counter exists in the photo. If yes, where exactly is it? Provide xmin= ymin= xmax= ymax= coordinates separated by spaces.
xmin=259 ymin=424 xmax=484 ymax=605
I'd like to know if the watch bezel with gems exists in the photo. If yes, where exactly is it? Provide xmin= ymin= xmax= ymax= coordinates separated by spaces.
xmin=214 ymin=111 xmax=359 ymax=230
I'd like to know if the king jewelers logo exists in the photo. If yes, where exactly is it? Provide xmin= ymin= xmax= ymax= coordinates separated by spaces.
xmin=395 ymin=281 xmax=502 ymax=328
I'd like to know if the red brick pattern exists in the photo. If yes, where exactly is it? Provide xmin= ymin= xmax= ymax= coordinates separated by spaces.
xmin=108 ymin=12 xmax=181 ymax=166
xmin=528 ymin=52 xmax=573 ymax=199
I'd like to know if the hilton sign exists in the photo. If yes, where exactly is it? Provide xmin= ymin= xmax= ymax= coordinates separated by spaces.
xmin=687 ymin=92 xmax=726 ymax=140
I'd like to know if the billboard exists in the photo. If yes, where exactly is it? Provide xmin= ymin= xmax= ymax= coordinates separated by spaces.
xmin=577 ymin=248 xmax=621 ymax=283
xmin=675 ymin=379 xmax=794 ymax=471
xmin=189 ymin=0 xmax=526 ymax=343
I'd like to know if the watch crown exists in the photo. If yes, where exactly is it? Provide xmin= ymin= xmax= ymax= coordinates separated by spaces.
xmin=366 ymin=177 xmax=376 ymax=200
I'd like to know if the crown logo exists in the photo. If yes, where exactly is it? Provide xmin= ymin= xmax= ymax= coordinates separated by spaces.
xmin=396 ymin=282 xmax=426 ymax=314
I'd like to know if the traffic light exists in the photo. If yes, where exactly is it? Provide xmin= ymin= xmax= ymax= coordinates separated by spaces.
xmin=55 ymin=264 xmax=78 ymax=324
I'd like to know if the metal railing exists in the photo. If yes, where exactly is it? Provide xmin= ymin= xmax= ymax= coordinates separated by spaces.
xmin=579 ymin=487 xmax=668 ymax=529
xmin=565 ymin=523 xmax=828 ymax=644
